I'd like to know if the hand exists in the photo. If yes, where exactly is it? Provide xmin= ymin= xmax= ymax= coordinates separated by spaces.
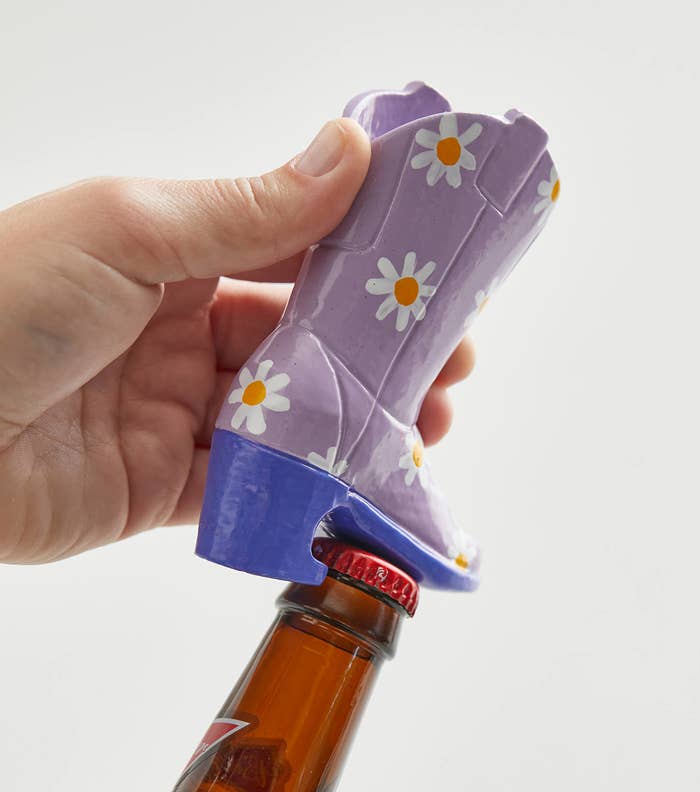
xmin=0 ymin=119 xmax=476 ymax=564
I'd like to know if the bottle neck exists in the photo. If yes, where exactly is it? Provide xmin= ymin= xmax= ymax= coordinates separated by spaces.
xmin=278 ymin=569 xmax=405 ymax=659
xmin=175 ymin=574 xmax=405 ymax=792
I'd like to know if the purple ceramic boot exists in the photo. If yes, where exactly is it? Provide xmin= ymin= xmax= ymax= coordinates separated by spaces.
xmin=197 ymin=82 xmax=559 ymax=590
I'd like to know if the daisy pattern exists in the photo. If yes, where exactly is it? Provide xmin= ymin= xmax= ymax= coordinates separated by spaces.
xmin=365 ymin=251 xmax=437 ymax=332
xmin=447 ymin=533 xmax=480 ymax=571
xmin=398 ymin=435 xmax=428 ymax=487
xmin=533 ymin=165 xmax=560 ymax=215
xmin=410 ymin=113 xmax=483 ymax=188
xmin=464 ymin=277 xmax=500 ymax=329
xmin=228 ymin=360 xmax=290 ymax=436
xmin=307 ymin=446 xmax=348 ymax=477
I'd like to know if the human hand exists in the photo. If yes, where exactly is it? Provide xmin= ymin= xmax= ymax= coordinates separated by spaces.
xmin=0 ymin=119 xmax=475 ymax=563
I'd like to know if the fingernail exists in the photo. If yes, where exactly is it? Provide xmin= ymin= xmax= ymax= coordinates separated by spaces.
xmin=294 ymin=121 xmax=346 ymax=177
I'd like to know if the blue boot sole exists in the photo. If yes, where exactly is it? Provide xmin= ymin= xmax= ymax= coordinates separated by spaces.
xmin=197 ymin=429 xmax=479 ymax=591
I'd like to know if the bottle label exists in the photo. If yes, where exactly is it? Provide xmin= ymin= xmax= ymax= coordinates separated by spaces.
xmin=180 ymin=717 xmax=251 ymax=778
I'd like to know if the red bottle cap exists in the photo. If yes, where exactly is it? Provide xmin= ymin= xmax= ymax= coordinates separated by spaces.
xmin=312 ymin=537 xmax=419 ymax=617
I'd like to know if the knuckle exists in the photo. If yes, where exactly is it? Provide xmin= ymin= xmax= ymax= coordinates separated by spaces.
xmin=76 ymin=178 xmax=183 ymax=279
xmin=79 ymin=177 xmax=146 ymax=226
xmin=212 ymin=174 xmax=289 ymax=257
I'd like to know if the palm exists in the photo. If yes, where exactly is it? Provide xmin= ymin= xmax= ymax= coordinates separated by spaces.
xmin=7 ymin=278 xmax=231 ymax=561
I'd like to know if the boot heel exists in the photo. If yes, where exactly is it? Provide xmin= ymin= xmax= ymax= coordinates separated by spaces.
xmin=197 ymin=430 xmax=346 ymax=584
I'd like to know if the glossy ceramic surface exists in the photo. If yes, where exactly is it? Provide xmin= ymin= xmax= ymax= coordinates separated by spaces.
xmin=197 ymin=82 xmax=559 ymax=589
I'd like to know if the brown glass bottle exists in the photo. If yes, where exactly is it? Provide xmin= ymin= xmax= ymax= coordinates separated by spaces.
xmin=172 ymin=539 xmax=418 ymax=792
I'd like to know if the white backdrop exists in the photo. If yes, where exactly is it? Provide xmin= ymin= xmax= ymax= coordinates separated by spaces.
xmin=2 ymin=1 xmax=699 ymax=789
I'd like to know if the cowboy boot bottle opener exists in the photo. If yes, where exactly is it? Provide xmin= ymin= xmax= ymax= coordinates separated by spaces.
xmin=196 ymin=82 xmax=560 ymax=591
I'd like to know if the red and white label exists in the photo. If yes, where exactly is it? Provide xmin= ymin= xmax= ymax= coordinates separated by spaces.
xmin=182 ymin=717 xmax=250 ymax=775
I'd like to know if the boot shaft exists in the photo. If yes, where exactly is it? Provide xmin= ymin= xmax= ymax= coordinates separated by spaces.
xmin=284 ymin=108 xmax=553 ymax=425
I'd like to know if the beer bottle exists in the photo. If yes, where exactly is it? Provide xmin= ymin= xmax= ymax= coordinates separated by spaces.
xmin=172 ymin=538 xmax=418 ymax=792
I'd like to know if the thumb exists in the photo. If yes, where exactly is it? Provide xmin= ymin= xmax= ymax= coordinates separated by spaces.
xmin=48 ymin=117 xmax=371 ymax=284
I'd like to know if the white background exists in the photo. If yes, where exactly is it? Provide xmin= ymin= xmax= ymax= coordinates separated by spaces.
xmin=2 ymin=1 xmax=699 ymax=789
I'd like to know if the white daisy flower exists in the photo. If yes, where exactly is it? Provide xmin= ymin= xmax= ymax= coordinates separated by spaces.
xmin=533 ymin=165 xmax=560 ymax=214
xmin=228 ymin=360 xmax=290 ymax=436
xmin=307 ymin=446 xmax=348 ymax=477
xmin=365 ymin=251 xmax=437 ymax=332
xmin=410 ymin=113 xmax=483 ymax=188
xmin=464 ymin=276 xmax=500 ymax=329
xmin=398 ymin=435 xmax=428 ymax=487
xmin=447 ymin=533 xmax=480 ymax=570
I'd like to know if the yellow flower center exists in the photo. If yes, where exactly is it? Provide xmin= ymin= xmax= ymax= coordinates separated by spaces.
xmin=455 ymin=553 xmax=469 ymax=569
xmin=394 ymin=276 xmax=419 ymax=306
xmin=242 ymin=380 xmax=266 ymax=406
xmin=550 ymin=178 xmax=560 ymax=202
xmin=436 ymin=136 xmax=461 ymax=166
xmin=412 ymin=442 xmax=423 ymax=468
